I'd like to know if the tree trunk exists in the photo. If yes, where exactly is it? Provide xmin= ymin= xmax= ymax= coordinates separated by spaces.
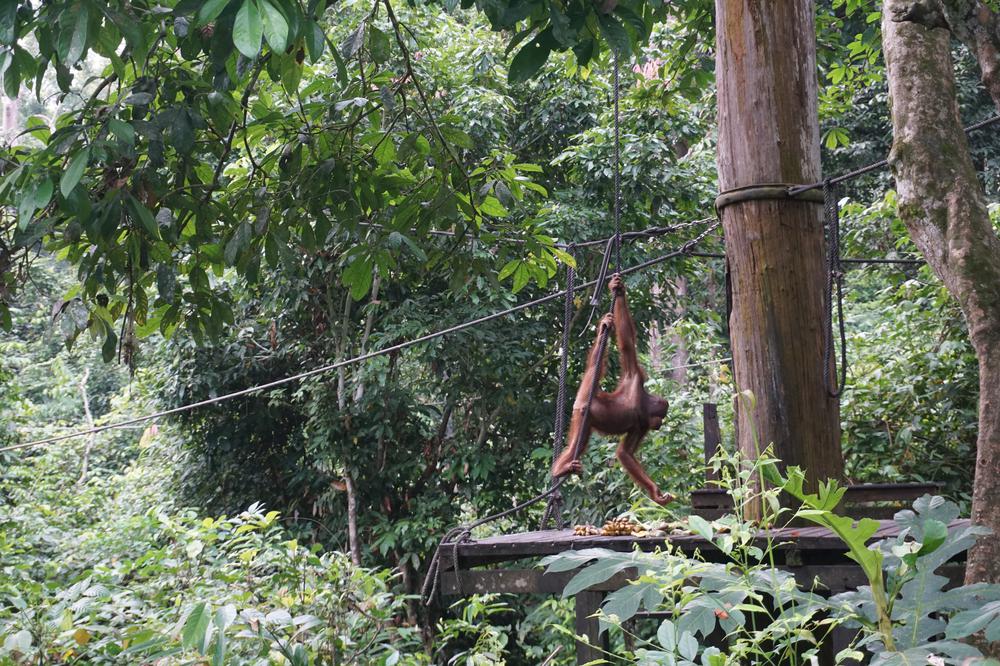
xmin=883 ymin=1 xmax=1000 ymax=597
xmin=939 ymin=0 xmax=1000 ymax=109
xmin=344 ymin=473 xmax=362 ymax=565
xmin=715 ymin=0 xmax=843 ymax=504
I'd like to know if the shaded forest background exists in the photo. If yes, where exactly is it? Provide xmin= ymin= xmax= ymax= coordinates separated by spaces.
xmin=2 ymin=0 xmax=1000 ymax=662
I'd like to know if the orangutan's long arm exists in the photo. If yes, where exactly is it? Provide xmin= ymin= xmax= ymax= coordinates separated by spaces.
xmin=551 ymin=315 xmax=612 ymax=477
xmin=610 ymin=276 xmax=641 ymax=377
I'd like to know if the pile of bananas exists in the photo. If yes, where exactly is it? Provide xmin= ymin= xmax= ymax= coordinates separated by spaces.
xmin=572 ymin=518 xmax=649 ymax=537
xmin=572 ymin=524 xmax=604 ymax=536
xmin=601 ymin=518 xmax=642 ymax=536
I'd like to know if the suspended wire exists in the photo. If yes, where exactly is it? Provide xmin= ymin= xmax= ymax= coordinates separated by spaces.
xmin=422 ymin=219 xmax=721 ymax=602
xmin=14 ymin=108 xmax=990 ymax=455
xmin=357 ymin=218 xmax=715 ymax=251
xmin=788 ymin=113 xmax=1000 ymax=196
xmin=667 ymin=356 xmax=732 ymax=372
xmin=2 ymin=223 xmax=722 ymax=455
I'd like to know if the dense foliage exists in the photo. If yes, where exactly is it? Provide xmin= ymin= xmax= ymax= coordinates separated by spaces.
xmin=2 ymin=0 xmax=1000 ymax=663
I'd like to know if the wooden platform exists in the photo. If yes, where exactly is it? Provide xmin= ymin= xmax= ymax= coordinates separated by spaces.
xmin=446 ymin=519 xmax=969 ymax=567
xmin=436 ymin=520 xmax=970 ymax=664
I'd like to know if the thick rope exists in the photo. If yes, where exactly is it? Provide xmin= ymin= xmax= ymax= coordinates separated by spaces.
xmin=540 ymin=248 xmax=576 ymax=530
xmin=822 ymin=181 xmax=848 ymax=397
xmin=612 ymin=50 xmax=622 ymax=273
xmin=357 ymin=218 xmax=713 ymax=251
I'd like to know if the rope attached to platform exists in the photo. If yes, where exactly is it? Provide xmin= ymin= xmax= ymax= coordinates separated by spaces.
xmin=539 ymin=246 xmax=576 ymax=531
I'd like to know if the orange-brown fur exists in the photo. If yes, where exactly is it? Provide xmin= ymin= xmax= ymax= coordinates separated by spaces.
xmin=552 ymin=275 xmax=673 ymax=505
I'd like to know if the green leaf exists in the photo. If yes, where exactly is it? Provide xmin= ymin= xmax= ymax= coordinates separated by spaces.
xmin=341 ymin=24 xmax=364 ymax=58
xmin=657 ymin=619 xmax=676 ymax=651
xmin=304 ymin=20 xmax=325 ymax=62
xmin=67 ymin=4 xmax=90 ymax=64
xmin=225 ymin=222 xmax=252 ymax=265
xmin=549 ymin=7 xmax=576 ymax=46
xmin=342 ymin=255 xmax=374 ymax=300
xmin=101 ymin=327 xmax=117 ymax=362
xmin=497 ymin=259 xmax=519 ymax=281
xmin=601 ymin=581 xmax=662 ymax=630
xmin=214 ymin=604 xmax=237 ymax=630
xmin=157 ymin=264 xmax=177 ymax=301
xmin=19 ymin=177 xmax=53 ymax=228
xmin=597 ymin=14 xmax=630 ymax=58
xmin=368 ymin=26 xmax=390 ymax=63
xmin=2 ymin=47 xmax=19 ymax=97
xmin=233 ymin=0 xmax=263 ymax=57
xmin=373 ymin=137 xmax=396 ymax=167
xmin=550 ymin=247 xmax=576 ymax=268
xmin=181 ymin=602 xmax=213 ymax=654
xmin=197 ymin=0 xmax=232 ymax=25
xmin=508 ymin=27 xmax=554 ymax=84
xmin=259 ymin=0 xmax=289 ymax=52
xmin=126 ymin=195 xmax=161 ymax=238
xmin=687 ymin=515 xmax=713 ymax=540
xmin=108 ymin=118 xmax=136 ymax=144
xmin=3 ymin=629 xmax=32 ymax=654
xmin=60 ymin=148 xmax=90 ymax=198
xmin=478 ymin=196 xmax=508 ymax=217
xmin=916 ymin=519 xmax=947 ymax=557
xmin=511 ymin=264 xmax=530 ymax=293
xmin=678 ymin=631 xmax=698 ymax=661
xmin=562 ymin=558 xmax=633 ymax=597
xmin=33 ymin=176 xmax=54 ymax=210
xmin=0 ymin=0 xmax=16 ymax=45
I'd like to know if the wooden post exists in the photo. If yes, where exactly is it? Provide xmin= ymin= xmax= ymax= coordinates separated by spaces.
xmin=574 ymin=590 xmax=608 ymax=664
xmin=715 ymin=0 xmax=843 ymax=502
xmin=703 ymin=403 xmax=721 ymax=481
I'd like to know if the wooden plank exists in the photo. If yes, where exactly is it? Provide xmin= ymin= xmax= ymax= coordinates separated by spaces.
xmin=441 ymin=562 xmax=966 ymax=598
xmin=703 ymin=403 xmax=721 ymax=481
xmin=446 ymin=520 xmax=972 ymax=567
xmin=440 ymin=569 xmax=637 ymax=595
xmin=692 ymin=488 xmax=729 ymax=509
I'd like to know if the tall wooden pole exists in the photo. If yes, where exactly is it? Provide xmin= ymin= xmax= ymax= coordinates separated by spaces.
xmin=715 ymin=1 xmax=843 ymax=497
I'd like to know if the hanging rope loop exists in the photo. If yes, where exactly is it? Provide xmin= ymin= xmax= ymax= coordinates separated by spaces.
xmin=541 ymin=249 xmax=577 ymax=530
